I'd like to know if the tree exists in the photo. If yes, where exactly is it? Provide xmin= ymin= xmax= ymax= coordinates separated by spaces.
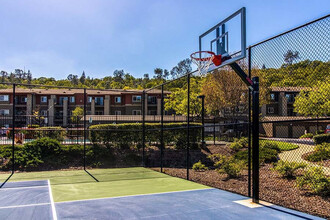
xmin=67 ymin=74 xmax=79 ymax=85
xmin=164 ymin=77 xmax=203 ymax=116
xmin=113 ymin=70 xmax=124 ymax=83
xmin=80 ymin=71 xmax=86 ymax=84
xmin=71 ymin=107 xmax=84 ymax=123
xmin=170 ymin=58 xmax=192 ymax=78
xmin=153 ymin=68 xmax=163 ymax=79
xmin=1 ymin=71 xmax=8 ymax=82
xmin=294 ymin=80 xmax=330 ymax=117
xmin=27 ymin=70 xmax=32 ymax=84
xmin=284 ymin=50 xmax=299 ymax=66
xmin=201 ymin=66 xmax=248 ymax=116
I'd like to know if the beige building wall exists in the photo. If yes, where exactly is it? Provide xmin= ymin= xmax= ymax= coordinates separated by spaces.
xmin=104 ymin=95 xmax=110 ymax=115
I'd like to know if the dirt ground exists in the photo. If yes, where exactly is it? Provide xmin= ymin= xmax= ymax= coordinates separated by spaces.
xmin=151 ymin=143 xmax=330 ymax=219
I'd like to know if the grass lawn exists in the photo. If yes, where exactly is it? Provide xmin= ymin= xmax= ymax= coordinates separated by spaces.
xmin=260 ymin=139 xmax=299 ymax=151
xmin=0 ymin=167 xmax=210 ymax=202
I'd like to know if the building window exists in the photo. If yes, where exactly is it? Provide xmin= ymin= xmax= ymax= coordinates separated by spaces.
xmin=148 ymin=96 xmax=157 ymax=104
xmin=70 ymin=96 xmax=75 ymax=103
xmin=115 ymin=97 xmax=121 ymax=103
xmin=270 ymin=93 xmax=278 ymax=102
xmin=0 ymin=95 xmax=9 ymax=102
xmin=132 ymin=95 xmax=141 ymax=102
xmin=59 ymin=97 xmax=68 ymax=105
xmin=115 ymin=110 xmax=121 ymax=115
xmin=21 ymin=97 xmax=27 ymax=103
xmin=95 ymin=97 xmax=104 ymax=105
xmin=132 ymin=110 xmax=141 ymax=115
xmin=267 ymin=107 xmax=274 ymax=114
xmin=285 ymin=93 xmax=295 ymax=103
xmin=0 ymin=109 xmax=10 ymax=115
xmin=41 ymin=96 xmax=47 ymax=103
xmin=40 ymin=110 xmax=47 ymax=116
xmin=87 ymin=96 xmax=92 ymax=103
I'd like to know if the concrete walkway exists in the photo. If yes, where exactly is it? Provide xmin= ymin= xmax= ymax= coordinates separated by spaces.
xmin=279 ymin=144 xmax=330 ymax=175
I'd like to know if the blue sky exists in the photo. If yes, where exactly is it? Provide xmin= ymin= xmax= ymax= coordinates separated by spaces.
xmin=0 ymin=0 xmax=329 ymax=79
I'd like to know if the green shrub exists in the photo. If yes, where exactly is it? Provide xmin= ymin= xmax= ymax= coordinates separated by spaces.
xmin=260 ymin=140 xmax=298 ymax=151
xmin=219 ymin=160 xmax=245 ymax=178
xmin=238 ymin=137 xmax=249 ymax=147
xmin=89 ymin=122 xmax=202 ymax=150
xmin=313 ymin=133 xmax=330 ymax=145
xmin=306 ymin=143 xmax=330 ymax=162
xmin=272 ymin=161 xmax=307 ymax=178
xmin=229 ymin=142 xmax=243 ymax=151
xmin=299 ymin=133 xmax=313 ymax=139
xmin=0 ymin=144 xmax=43 ymax=170
xmin=192 ymin=160 xmax=208 ymax=171
xmin=27 ymin=124 xmax=40 ymax=128
xmin=260 ymin=141 xmax=281 ymax=152
xmin=234 ymin=147 xmax=278 ymax=164
xmin=260 ymin=148 xmax=279 ymax=163
xmin=36 ymin=127 xmax=66 ymax=141
xmin=208 ymin=154 xmax=245 ymax=178
xmin=297 ymin=167 xmax=330 ymax=195
xmin=316 ymin=130 xmax=325 ymax=135
xmin=208 ymin=154 xmax=230 ymax=169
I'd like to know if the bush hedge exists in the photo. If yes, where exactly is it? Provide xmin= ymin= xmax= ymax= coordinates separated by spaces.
xmin=0 ymin=138 xmax=84 ymax=170
xmin=208 ymin=154 xmax=245 ymax=178
xmin=89 ymin=122 xmax=202 ymax=150
xmin=297 ymin=167 xmax=330 ymax=195
xmin=299 ymin=133 xmax=314 ymax=139
xmin=192 ymin=160 xmax=208 ymax=171
xmin=313 ymin=133 xmax=330 ymax=145
xmin=6 ymin=127 xmax=66 ymax=141
xmin=306 ymin=143 xmax=330 ymax=162
xmin=272 ymin=161 xmax=307 ymax=178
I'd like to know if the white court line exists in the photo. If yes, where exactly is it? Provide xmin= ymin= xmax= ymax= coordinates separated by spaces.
xmin=48 ymin=180 xmax=58 ymax=220
xmin=0 ymin=203 xmax=50 ymax=209
xmin=0 ymin=185 xmax=48 ymax=190
xmin=57 ymin=188 xmax=214 ymax=204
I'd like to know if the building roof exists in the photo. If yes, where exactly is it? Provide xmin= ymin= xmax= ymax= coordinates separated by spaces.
xmin=0 ymin=88 xmax=169 ymax=95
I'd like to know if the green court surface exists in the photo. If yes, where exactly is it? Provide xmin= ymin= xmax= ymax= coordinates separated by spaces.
xmin=0 ymin=167 xmax=210 ymax=202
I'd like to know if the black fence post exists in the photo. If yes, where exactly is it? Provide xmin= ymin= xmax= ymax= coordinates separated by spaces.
xmin=12 ymin=84 xmax=16 ymax=174
xmin=142 ymin=90 xmax=146 ymax=167
xmin=248 ymin=46 xmax=252 ymax=197
xmin=252 ymin=77 xmax=259 ymax=203
xmin=160 ymin=85 xmax=164 ymax=173
xmin=186 ymin=74 xmax=190 ymax=180
xmin=198 ymin=95 xmax=205 ymax=147
xmin=83 ymin=88 xmax=87 ymax=170
xmin=213 ymin=116 xmax=216 ymax=145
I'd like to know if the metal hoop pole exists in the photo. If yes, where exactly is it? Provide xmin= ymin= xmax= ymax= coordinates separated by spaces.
xmin=186 ymin=74 xmax=190 ymax=180
xmin=160 ymin=85 xmax=164 ymax=173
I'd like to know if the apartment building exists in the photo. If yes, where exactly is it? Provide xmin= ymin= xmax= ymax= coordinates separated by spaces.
xmin=0 ymin=88 xmax=170 ymax=126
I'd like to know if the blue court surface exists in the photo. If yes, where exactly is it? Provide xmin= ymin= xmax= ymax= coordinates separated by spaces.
xmin=0 ymin=180 xmax=324 ymax=220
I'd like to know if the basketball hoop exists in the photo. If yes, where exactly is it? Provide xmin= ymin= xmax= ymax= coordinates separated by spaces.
xmin=190 ymin=51 xmax=222 ymax=76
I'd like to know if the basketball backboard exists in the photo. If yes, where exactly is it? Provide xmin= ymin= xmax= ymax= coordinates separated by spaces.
xmin=197 ymin=7 xmax=246 ymax=72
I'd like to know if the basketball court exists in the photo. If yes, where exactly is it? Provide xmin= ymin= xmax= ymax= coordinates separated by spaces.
xmin=0 ymin=167 xmax=323 ymax=220
xmin=0 ymin=6 xmax=328 ymax=220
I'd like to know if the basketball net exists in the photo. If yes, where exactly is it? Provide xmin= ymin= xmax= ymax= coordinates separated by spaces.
xmin=190 ymin=51 xmax=222 ymax=76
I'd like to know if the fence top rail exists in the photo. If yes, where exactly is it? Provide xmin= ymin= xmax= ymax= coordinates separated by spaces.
xmin=0 ymin=82 xmax=159 ymax=93
xmin=249 ymin=14 xmax=329 ymax=48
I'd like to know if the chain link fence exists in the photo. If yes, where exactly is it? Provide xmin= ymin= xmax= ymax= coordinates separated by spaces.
xmin=251 ymin=15 xmax=329 ymax=218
